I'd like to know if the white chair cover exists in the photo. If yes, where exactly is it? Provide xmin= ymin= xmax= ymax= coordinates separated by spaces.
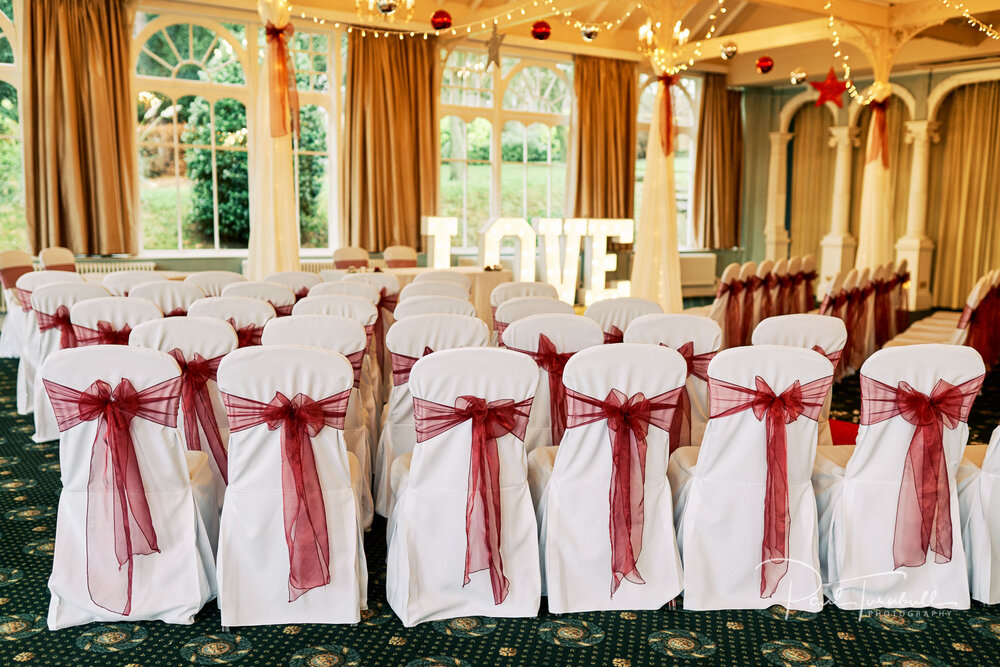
xmin=387 ymin=348 xmax=540 ymax=626
xmin=264 ymin=271 xmax=322 ymax=300
xmin=222 ymin=281 xmax=296 ymax=316
xmin=0 ymin=250 xmax=35 ymax=358
xmin=490 ymin=281 xmax=559 ymax=310
xmin=670 ymin=345 xmax=834 ymax=611
xmin=102 ymin=271 xmax=167 ymax=297
xmin=752 ymin=259 xmax=775 ymax=330
xmin=216 ymin=345 xmax=367 ymax=625
xmin=342 ymin=273 xmax=401 ymax=392
xmin=308 ymin=280 xmax=379 ymax=303
xmin=375 ymin=313 xmax=489 ymax=517
xmin=494 ymin=297 xmax=575 ymax=347
xmin=129 ymin=281 xmax=205 ymax=317
xmin=39 ymin=246 xmax=76 ymax=271
xmin=184 ymin=271 xmax=246 ymax=297
xmin=959 ymin=424 xmax=1000 ymax=603
xmin=399 ymin=280 xmax=469 ymax=302
xmin=532 ymin=344 xmax=686 ymax=613
xmin=412 ymin=269 xmax=472 ymax=290
xmin=786 ymin=257 xmax=802 ymax=314
xmin=70 ymin=297 xmax=163 ymax=337
xmin=187 ymin=297 xmax=276 ymax=348
xmin=585 ymin=297 xmax=664 ymax=344
xmin=384 ymin=245 xmax=418 ymax=267
xmin=41 ymin=345 xmax=217 ymax=629
xmin=319 ymin=269 xmax=349 ymax=282
xmin=706 ymin=263 xmax=741 ymax=348
xmin=624 ymin=313 xmax=722 ymax=446
xmin=813 ymin=344 xmax=984 ymax=610
xmin=393 ymin=295 xmax=477 ymax=320
xmin=333 ymin=246 xmax=370 ymax=269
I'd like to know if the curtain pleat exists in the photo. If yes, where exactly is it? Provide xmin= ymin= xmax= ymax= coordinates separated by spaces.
xmin=692 ymin=73 xmax=743 ymax=249
xmin=789 ymin=105 xmax=835 ymax=258
xmin=340 ymin=32 xmax=438 ymax=252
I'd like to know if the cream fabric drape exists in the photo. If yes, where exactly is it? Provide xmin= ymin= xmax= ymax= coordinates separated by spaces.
xmin=927 ymin=81 xmax=1000 ymax=309
xmin=569 ymin=56 xmax=637 ymax=218
xmin=23 ymin=0 xmax=139 ymax=255
xmin=854 ymin=98 xmax=895 ymax=270
xmin=631 ymin=83 xmax=683 ymax=313
xmin=341 ymin=32 xmax=437 ymax=252
xmin=692 ymin=73 xmax=743 ymax=249
xmin=788 ymin=104 xmax=834 ymax=258
xmin=246 ymin=0 xmax=300 ymax=280
xmin=849 ymin=99 xmax=911 ymax=243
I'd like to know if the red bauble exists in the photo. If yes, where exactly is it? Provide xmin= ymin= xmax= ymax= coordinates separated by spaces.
xmin=431 ymin=10 xmax=452 ymax=31
xmin=531 ymin=21 xmax=552 ymax=41
xmin=755 ymin=56 xmax=774 ymax=74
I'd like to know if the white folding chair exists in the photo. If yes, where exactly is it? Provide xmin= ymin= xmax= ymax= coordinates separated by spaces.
xmin=333 ymin=246 xmax=370 ymax=269
xmin=412 ymin=269 xmax=472 ymax=291
xmin=187 ymin=296 xmax=276 ymax=348
xmin=813 ymin=345 xmax=984 ymax=610
xmin=530 ymin=344 xmax=687 ymax=613
xmin=129 ymin=281 xmax=205 ymax=317
xmin=494 ymin=296 xmax=575 ymax=347
xmin=308 ymin=280 xmax=379 ymax=303
xmin=958 ymin=424 xmax=1000 ymax=603
xmin=386 ymin=348 xmax=540 ymax=626
xmin=585 ymin=297 xmax=663 ymax=344
xmin=39 ymin=246 xmax=76 ymax=272
xmin=102 ymin=271 xmax=167 ymax=297
xmin=222 ymin=281 xmax=296 ymax=316
xmin=184 ymin=271 xmax=246 ymax=297
xmin=0 ymin=249 xmax=35 ymax=358
xmin=264 ymin=271 xmax=322 ymax=301
xmin=393 ymin=295 xmax=477 ymax=320
xmin=41 ymin=345 xmax=217 ymax=629
xmin=375 ymin=313 xmax=489 ymax=518
xmin=399 ymin=280 xmax=469 ymax=302
xmin=669 ymin=345 xmax=834 ymax=611
xmin=384 ymin=245 xmax=418 ymax=268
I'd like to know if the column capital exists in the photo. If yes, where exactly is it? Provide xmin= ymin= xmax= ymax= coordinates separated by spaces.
xmin=904 ymin=120 xmax=940 ymax=145
xmin=828 ymin=125 xmax=861 ymax=149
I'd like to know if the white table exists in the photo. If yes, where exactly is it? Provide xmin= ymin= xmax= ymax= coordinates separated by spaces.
xmin=384 ymin=267 xmax=513 ymax=329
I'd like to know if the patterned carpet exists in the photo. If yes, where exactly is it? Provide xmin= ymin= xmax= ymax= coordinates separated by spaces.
xmin=0 ymin=357 xmax=998 ymax=666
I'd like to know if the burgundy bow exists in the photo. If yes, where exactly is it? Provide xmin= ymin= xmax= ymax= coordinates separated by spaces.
xmin=373 ymin=288 xmax=399 ymax=370
xmin=710 ymin=374 xmax=833 ymax=597
xmin=604 ymin=326 xmax=625 ymax=345
xmin=662 ymin=342 xmax=716 ymax=452
xmin=859 ymin=374 xmax=983 ymax=569
xmin=226 ymin=318 xmax=264 ymax=348
xmin=264 ymin=21 xmax=300 ymax=139
xmin=658 ymin=73 xmax=679 ymax=156
xmin=74 ymin=321 xmax=132 ymax=346
xmin=412 ymin=395 xmax=533 ymax=605
xmin=43 ymin=376 xmax=182 ymax=616
xmin=274 ymin=302 xmax=295 ymax=317
xmin=36 ymin=305 xmax=76 ymax=349
xmin=169 ymin=350 xmax=228 ymax=484
xmin=508 ymin=334 xmax=575 ymax=446
xmin=390 ymin=346 xmax=433 ymax=387
xmin=566 ymin=386 xmax=681 ymax=594
xmin=224 ymin=389 xmax=351 ymax=601
xmin=294 ymin=287 xmax=310 ymax=301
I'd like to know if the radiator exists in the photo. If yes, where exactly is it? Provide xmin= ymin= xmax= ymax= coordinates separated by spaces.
xmin=0 ymin=260 xmax=158 ymax=315
xmin=242 ymin=258 xmax=388 ymax=274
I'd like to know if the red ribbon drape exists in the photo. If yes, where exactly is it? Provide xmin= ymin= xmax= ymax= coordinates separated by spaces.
xmin=373 ymin=288 xmax=399 ymax=370
xmin=386 ymin=259 xmax=418 ymax=268
xmin=776 ymin=275 xmax=794 ymax=316
xmin=662 ymin=342 xmax=716 ymax=452
xmin=742 ymin=276 xmax=762 ymax=345
xmin=168 ymin=350 xmax=228 ymax=484
xmin=223 ymin=389 xmax=351 ymax=601
xmin=604 ymin=326 xmax=625 ymax=345
xmin=44 ymin=263 xmax=77 ymax=273
xmin=803 ymin=271 xmax=818 ymax=312
xmin=73 ymin=321 xmax=132 ymax=346
xmin=334 ymin=259 xmax=369 ymax=269
xmin=508 ymin=334 xmax=575 ymax=447
xmin=761 ymin=274 xmax=778 ymax=321
xmin=859 ymin=374 xmax=983 ymax=569
xmin=565 ymin=386 xmax=681 ymax=594
xmin=36 ymin=305 xmax=76 ymax=349
xmin=43 ymin=376 xmax=182 ymax=616
xmin=0 ymin=265 xmax=33 ymax=295
xmin=874 ymin=279 xmax=893 ymax=347
xmin=164 ymin=307 xmax=188 ymax=317
xmin=723 ymin=281 xmax=744 ymax=349
xmin=709 ymin=373 xmax=833 ymax=597
xmin=866 ymin=99 xmax=890 ymax=168
xmin=658 ymin=74 xmax=679 ymax=156
xmin=226 ymin=319 xmax=264 ymax=348
xmin=811 ymin=345 xmax=844 ymax=375
xmin=391 ymin=347 xmax=433 ymax=387
xmin=412 ymin=395 xmax=533 ymax=605
xmin=264 ymin=22 xmax=300 ymax=139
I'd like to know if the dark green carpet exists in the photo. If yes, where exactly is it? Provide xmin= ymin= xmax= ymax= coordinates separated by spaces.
xmin=0 ymin=357 xmax=999 ymax=666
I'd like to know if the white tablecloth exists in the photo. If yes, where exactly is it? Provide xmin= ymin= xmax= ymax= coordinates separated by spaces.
xmin=384 ymin=267 xmax=512 ymax=329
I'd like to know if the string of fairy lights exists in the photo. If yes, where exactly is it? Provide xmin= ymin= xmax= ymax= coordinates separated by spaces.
xmin=823 ymin=0 xmax=869 ymax=104
xmin=638 ymin=0 xmax=727 ymax=75
xmin=939 ymin=0 xmax=1000 ymax=41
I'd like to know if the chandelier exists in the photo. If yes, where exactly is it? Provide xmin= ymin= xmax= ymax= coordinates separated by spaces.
xmin=355 ymin=0 xmax=415 ymax=23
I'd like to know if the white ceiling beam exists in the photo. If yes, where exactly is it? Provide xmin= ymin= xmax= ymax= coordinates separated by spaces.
xmin=675 ymin=16 xmax=864 ymax=62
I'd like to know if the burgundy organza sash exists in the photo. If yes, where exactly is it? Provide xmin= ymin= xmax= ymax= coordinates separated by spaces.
xmin=803 ymin=271 xmax=817 ymax=311
xmin=274 ymin=302 xmax=295 ymax=317
xmin=662 ymin=342 xmax=716 ymax=452
xmin=294 ymin=287 xmax=310 ymax=301
xmin=164 ymin=307 xmax=187 ymax=317
xmin=74 ymin=321 xmax=132 ymax=346
xmin=709 ymin=373 xmax=833 ymax=597
xmin=14 ymin=288 xmax=33 ymax=312
xmin=334 ymin=259 xmax=368 ymax=269
xmin=819 ymin=290 xmax=847 ymax=317
xmin=565 ymin=386 xmax=682 ymax=594
xmin=508 ymin=334 xmax=575 ymax=446
xmin=390 ymin=346 xmax=433 ymax=387
xmin=790 ymin=272 xmax=806 ymax=314
xmin=386 ymin=259 xmax=417 ymax=268
xmin=373 ymin=288 xmax=399 ymax=369
xmin=412 ymin=395 xmax=533 ymax=605
xmin=226 ymin=318 xmax=264 ymax=348
xmin=776 ymin=275 xmax=793 ymax=316
xmin=44 ymin=263 xmax=76 ymax=273
xmin=43 ymin=375 xmax=182 ymax=616
xmin=811 ymin=345 xmax=844 ymax=374
xmin=0 ymin=265 xmax=32 ymax=292
xmin=859 ymin=374 xmax=983 ymax=570
xmin=494 ymin=319 xmax=509 ymax=346
xmin=603 ymin=326 xmax=625 ymax=345
xmin=168 ymin=349 xmax=228 ymax=484
xmin=36 ymin=305 xmax=76 ymax=349
xmin=874 ymin=279 xmax=892 ymax=346
xmin=760 ymin=274 xmax=778 ymax=321
xmin=895 ymin=272 xmax=911 ymax=335
xmin=723 ymin=281 xmax=743 ymax=348
xmin=223 ymin=389 xmax=351 ymax=601
xmin=742 ymin=276 xmax=761 ymax=345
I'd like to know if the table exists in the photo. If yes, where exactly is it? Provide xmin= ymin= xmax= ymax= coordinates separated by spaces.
xmin=384 ymin=267 xmax=513 ymax=329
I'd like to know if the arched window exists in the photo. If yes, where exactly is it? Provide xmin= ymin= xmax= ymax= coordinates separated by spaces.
xmin=440 ymin=115 xmax=492 ymax=247
xmin=503 ymin=66 xmax=571 ymax=115
xmin=0 ymin=0 xmax=25 ymax=251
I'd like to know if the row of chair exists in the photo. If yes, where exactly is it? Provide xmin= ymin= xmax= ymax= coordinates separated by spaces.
xmin=334 ymin=245 xmax=418 ymax=269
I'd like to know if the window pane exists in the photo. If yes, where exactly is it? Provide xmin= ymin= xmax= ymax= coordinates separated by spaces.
xmin=501 ymin=163 xmax=525 ymax=218
xmin=181 ymin=147 xmax=214 ymax=249
xmin=215 ymin=150 xmax=249 ymax=249
xmin=0 ymin=81 xmax=26 ymax=251
xmin=467 ymin=118 xmax=491 ymax=161
xmin=501 ymin=121 xmax=524 ymax=162
xmin=0 ymin=1 xmax=14 ymax=20
xmin=441 ymin=51 xmax=492 ymax=108
xmin=297 ymin=154 xmax=328 ymax=249
xmin=441 ymin=116 xmax=466 ymax=160
xmin=465 ymin=163 xmax=490 ymax=247
xmin=214 ymin=98 xmax=246 ymax=147
xmin=139 ymin=143 xmax=179 ymax=250
xmin=138 ymin=24 xmax=246 ymax=85
xmin=503 ymin=66 xmax=570 ymax=114
xmin=0 ymin=35 xmax=12 ymax=65
xmin=526 ymin=123 xmax=550 ymax=163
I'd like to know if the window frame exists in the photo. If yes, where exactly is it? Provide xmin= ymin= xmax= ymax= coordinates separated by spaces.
xmin=0 ymin=0 xmax=26 ymax=252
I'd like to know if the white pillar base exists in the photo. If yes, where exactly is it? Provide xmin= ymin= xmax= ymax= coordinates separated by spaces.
xmin=819 ymin=233 xmax=857 ymax=284
xmin=764 ymin=227 xmax=791 ymax=261
xmin=895 ymin=235 xmax=935 ymax=310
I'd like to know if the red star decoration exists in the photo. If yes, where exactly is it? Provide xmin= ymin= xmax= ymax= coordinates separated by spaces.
xmin=810 ymin=67 xmax=849 ymax=108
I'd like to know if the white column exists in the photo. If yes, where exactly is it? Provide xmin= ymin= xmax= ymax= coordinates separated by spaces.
xmin=819 ymin=126 xmax=859 ymax=282
xmin=895 ymin=120 xmax=938 ymax=310
xmin=764 ymin=131 xmax=793 ymax=260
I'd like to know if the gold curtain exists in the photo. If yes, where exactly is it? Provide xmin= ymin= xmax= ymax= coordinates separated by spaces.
xmin=692 ymin=73 xmax=743 ymax=249
xmin=570 ymin=55 xmax=637 ymax=218
xmin=927 ymin=81 xmax=1000 ymax=309
xmin=789 ymin=104 xmax=835 ymax=258
xmin=341 ymin=32 xmax=438 ymax=252
xmin=23 ymin=0 xmax=138 ymax=255
xmin=848 ymin=98 xmax=912 ymax=241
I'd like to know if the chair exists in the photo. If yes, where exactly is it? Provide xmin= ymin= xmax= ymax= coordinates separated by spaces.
xmin=494 ymin=296 xmax=575 ymax=347
xmin=958 ymin=424 xmax=1000 ymax=603
xmin=412 ymin=269 xmax=472 ymax=291
xmin=374 ymin=313 xmax=489 ymax=517
xmin=129 ymin=317 xmax=239 ymax=506
xmin=308 ymin=280 xmax=379 ymax=303
xmin=818 ymin=271 xmax=846 ymax=318
xmin=264 ymin=271 xmax=322 ymax=300
xmin=771 ymin=258 xmax=790 ymax=316
xmin=41 ymin=345 xmax=218 ymax=629
xmin=624 ymin=313 xmax=723 ymax=448
xmin=812 ymin=345 xmax=984 ymax=610
xmin=0 ymin=249 xmax=35 ymax=358
xmin=488 ymin=282 xmax=560 ymax=345
xmin=319 ymin=269 xmax=349 ymax=282
xmin=102 ymin=271 xmax=167 ymax=297
xmin=342 ymin=273 xmax=401 ymax=392
xmin=187 ymin=296 xmax=275 ymax=348
xmin=752 ymin=259 xmax=776 ymax=333
xmin=384 ymin=245 xmax=418 ymax=268
xmin=585 ymin=297 xmax=663 ymax=344
xmin=529 ymin=344 xmax=687 ymax=613
xmin=333 ymin=246 xmax=370 ymax=269
xmin=262 ymin=315 xmax=375 ymax=530
xmin=669 ymin=345 xmax=834 ymax=611
xmin=785 ymin=257 xmax=803 ymax=314
xmin=393 ymin=295 xmax=477 ymax=320
xmin=184 ymin=271 xmax=246 ymax=297
xmin=129 ymin=281 xmax=205 ymax=317
xmin=398 ymin=280 xmax=469 ymax=302
xmin=737 ymin=262 xmax=759 ymax=345
xmin=216 ymin=345 xmax=367 ymax=626
xmin=502 ymin=314 xmax=604 ymax=453
xmin=386 ymin=348 xmax=540 ymax=626
xmin=222 ymin=281 xmax=296 ymax=316
xmin=800 ymin=254 xmax=818 ymax=313
xmin=70 ymin=296 xmax=163 ymax=349
xmin=705 ymin=263 xmax=741 ymax=349
xmin=752 ymin=314 xmax=848 ymax=447
xmin=39 ymin=246 xmax=76 ymax=272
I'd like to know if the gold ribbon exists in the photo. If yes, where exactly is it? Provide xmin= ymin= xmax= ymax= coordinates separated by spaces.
xmin=265 ymin=21 xmax=301 ymax=139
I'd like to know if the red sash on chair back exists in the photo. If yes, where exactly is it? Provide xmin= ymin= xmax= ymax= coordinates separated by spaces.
xmin=790 ymin=272 xmax=806 ymax=315
xmin=226 ymin=318 xmax=264 ymax=348
xmin=565 ymin=385 xmax=682 ymax=594
xmin=43 ymin=375 xmax=182 ymax=616
xmin=811 ymin=345 xmax=844 ymax=375
xmin=873 ymin=279 xmax=892 ymax=347
xmin=273 ymin=302 xmax=295 ymax=317
xmin=722 ymin=281 xmax=743 ymax=349
xmin=661 ymin=342 xmax=715 ymax=452
xmin=0 ymin=266 xmax=33 ymax=309
xmin=390 ymin=346 xmax=434 ymax=387
xmin=803 ymin=271 xmax=818 ymax=312
xmin=742 ymin=276 xmax=761 ymax=345
xmin=386 ymin=259 xmax=417 ymax=268
xmin=73 ymin=321 xmax=132 ymax=346
xmin=223 ymin=388 xmax=351 ymax=601
xmin=164 ymin=307 xmax=188 ymax=317
xmin=294 ymin=286 xmax=311 ymax=301
xmin=412 ymin=394 xmax=533 ymax=605
xmin=36 ymin=305 xmax=77 ymax=349
xmin=851 ymin=283 xmax=876 ymax=368
xmin=603 ymin=326 xmax=625 ymax=345
xmin=859 ymin=374 xmax=983 ymax=569
xmin=895 ymin=272 xmax=911 ymax=335
xmin=494 ymin=319 xmax=510 ymax=347
xmin=776 ymin=275 xmax=794 ymax=316
xmin=334 ymin=259 xmax=368 ymax=269
xmin=508 ymin=334 xmax=575 ymax=447
xmin=44 ymin=263 xmax=77 ymax=273
xmin=373 ymin=288 xmax=399 ymax=369
xmin=709 ymin=373 xmax=833 ymax=597
xmin=168 ymin=350 xmax=228 ymax=484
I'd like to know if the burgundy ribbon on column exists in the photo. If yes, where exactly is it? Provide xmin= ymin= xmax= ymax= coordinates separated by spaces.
xmin=168 ymin=349 xmax=228 ymax=484
xmin=390 ymin=346 xmax=434 ymax=387
xmin=565 ymin=386 xmax=682 ymax=594
xmin=373 ymin=288 xmax=399 ymax=370
xmin=658 ymin=74 xmax=679 ymax=156
xmin=508 ymin=334 xmax=575 ymax=446
xmin=723 ymin=281 xmax=744 ymax=349
xmin=866 ymin=99 xmax=890 ymax=167
xmin=412 ymin=395 xmax=533 ymax=605
xmin=334 ymin=259 xmax=369 ymax=269
xmin=226 ymin=318 xmax=264 ymax=348
xmin=859 ymin=374 xmax=983 ymax=569
xmin=36 ymin=305 xmax=76 ymax=349
xmin=264 ymin=22 xmax=300 ymax=139
xmin=73 ymin=321 xmax=132 ymax=346
xmin=742 ymin=276 xmax=762 ymax=345
xmin=661 ymin=342 xmax=716 ymax=452
xmin=43 ymin=376 xmax=182 ymax=616
xmin=223 ymin=389 xmax=351 ymax=601
xmin=803 ymin=271 xmax=818 ymax=312
xmin=709 ymin=373 xmax=833 ymax=597
xmin=604 ymin=326 xmax=625 ymax=345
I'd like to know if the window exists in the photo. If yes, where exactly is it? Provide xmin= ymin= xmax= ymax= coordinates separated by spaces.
xmin=0 ymin=0 xmax=25 ymax=251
